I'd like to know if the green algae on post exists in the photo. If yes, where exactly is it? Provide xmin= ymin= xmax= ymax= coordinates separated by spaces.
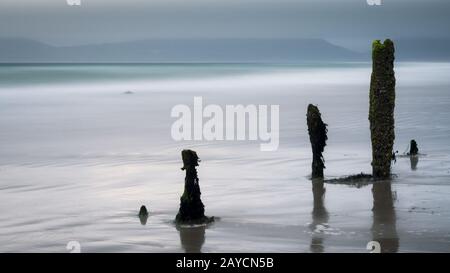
xmin=369 ymin=39 xmax=396 ymax=179
xmin=307 ymin=104 xmax=328 ymax=179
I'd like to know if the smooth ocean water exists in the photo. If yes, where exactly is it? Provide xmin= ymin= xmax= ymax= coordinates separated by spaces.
xmin=0 ymin=63 xmax=449 ymax=252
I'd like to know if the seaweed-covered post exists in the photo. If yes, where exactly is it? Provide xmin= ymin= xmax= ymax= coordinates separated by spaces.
xmin=176 ymin=149 xmax=212 ymax=224
xmin=307 ymin=104 xmax=328 ymax=179
xmin=369 ymin=39 xmax=396 ymax=179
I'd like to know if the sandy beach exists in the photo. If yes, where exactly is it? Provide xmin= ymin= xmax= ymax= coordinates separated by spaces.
xmin=0 ymin=63 xmax=449 ymax=252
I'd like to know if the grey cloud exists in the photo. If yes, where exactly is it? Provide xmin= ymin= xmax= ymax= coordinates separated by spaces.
xmin=0 ymin=0 xmax=449 ymax=46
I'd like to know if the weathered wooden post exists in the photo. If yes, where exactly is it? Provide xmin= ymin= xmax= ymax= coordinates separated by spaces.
xmin=176 ymin=149 xmax=212 ymax=224
xmin=409 ymin=139 xmax=419 ymax=170
xmin=369 ymin=39 xmax=396 ymax=179
xmin=307 ymin=104 xmax=328 ymax=179
xmin=409 ymin=139 xmax=419 ymax=155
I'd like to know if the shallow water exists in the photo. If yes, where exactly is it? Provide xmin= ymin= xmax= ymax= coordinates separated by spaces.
xmin=0 ymin=63 xmax=449 ymax=252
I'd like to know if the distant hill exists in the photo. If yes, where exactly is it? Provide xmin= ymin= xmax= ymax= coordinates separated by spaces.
xmin=394 ymin=38 xmax=450 ymax=61
xmin=2 ymin=38 xmax=448 ymax=63
xmin=0 ymin=38 xmax=363 ymax=63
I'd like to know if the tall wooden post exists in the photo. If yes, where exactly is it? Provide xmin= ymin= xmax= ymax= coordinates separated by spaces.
xmin=369 ymin=39 xmax=396 ymax=179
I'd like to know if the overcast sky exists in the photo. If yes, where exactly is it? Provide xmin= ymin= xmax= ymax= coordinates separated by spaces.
xmin=1 ymin=0 xmax=449 ymax=50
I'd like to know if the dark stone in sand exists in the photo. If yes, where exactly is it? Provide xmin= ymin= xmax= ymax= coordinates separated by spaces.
xmin=176 ymin=150 xmax=213 ymax=225
xmin=369 ymin=39 xmax=396 ymax=179
xmin=139 ymin=205 xmax=148 ymax=216
xmin=307 ymin=104 xmax=328 ymax=179
xmin=139 ymin=205 xmax=149 ymax=225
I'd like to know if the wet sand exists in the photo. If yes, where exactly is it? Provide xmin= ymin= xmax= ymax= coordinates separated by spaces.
xmin=0 ymin=63 xmax=449 ymax=252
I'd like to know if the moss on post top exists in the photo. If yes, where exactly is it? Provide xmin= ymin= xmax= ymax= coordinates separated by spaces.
xmin=372 ymin=39 xmax=393 ymax=50
xmin=372 ymin=39 xmax=395 ymax=60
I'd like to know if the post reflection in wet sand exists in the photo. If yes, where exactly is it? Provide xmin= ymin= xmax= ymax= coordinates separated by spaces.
xmin=177 ymin=225 xmax=206 ymax=253
xmin=309 ymin=179 xmax=329 ymax=253
xmin=410 ymin=155 xmax=419 ymax=170
xmin=371 ymin=180 xmax=399 ymax=253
